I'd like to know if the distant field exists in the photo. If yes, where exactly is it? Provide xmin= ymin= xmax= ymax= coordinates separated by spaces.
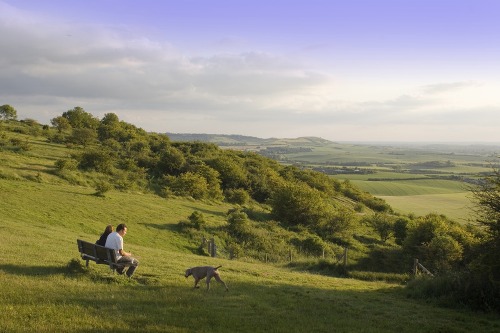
xmin=333 ymin=176 xmax=472 ymax=221
xmin=379 ymin=193 xmax=473 ymax=222
xmin=347 ymin=179 xmax=466 ymax=196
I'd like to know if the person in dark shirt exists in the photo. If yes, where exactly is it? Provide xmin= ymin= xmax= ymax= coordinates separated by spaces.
xmin=96 ymin=224 xmax=113 ymax=246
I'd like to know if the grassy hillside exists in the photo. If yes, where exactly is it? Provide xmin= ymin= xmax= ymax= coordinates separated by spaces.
xmin=1 ymin=122 xmax=499 ymax=331
xmin=2 ymin=180 xmax=500 ymax=332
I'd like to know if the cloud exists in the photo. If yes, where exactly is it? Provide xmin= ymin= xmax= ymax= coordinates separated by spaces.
xmin=420 ymin=81 xmax=478 ymax=95
xmin=1 ymin=1 xmax=499 ymax=142
xmin=0 ymin=4 xmax=329 ymax=124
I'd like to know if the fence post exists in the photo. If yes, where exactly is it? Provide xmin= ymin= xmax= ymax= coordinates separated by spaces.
xmin=289 ymin=249 xmax=293 ymax=262
xmin=413 ymin=258 xmax=418 ymax=276
xmin=210 ymin=237 xmax=216 ymax=257
xmin=343 ymin=247 xmax=348 ymax=266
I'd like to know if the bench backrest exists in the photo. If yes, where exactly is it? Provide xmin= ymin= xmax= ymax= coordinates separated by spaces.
xmin=77 ymin=239 xmax=118 ymax=264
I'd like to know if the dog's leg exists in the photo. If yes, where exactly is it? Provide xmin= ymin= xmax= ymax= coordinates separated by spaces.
xmin=194 ymin=278 xmax=201 ymax=289
xmin=206 ymin=275 xmax=212 ymax=290
xmin=214 ymin=274 xmax=229 ymax=291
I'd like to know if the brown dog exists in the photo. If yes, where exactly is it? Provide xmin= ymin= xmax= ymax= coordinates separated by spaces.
xmin=184 ymin=265 xmax=229 ymax=291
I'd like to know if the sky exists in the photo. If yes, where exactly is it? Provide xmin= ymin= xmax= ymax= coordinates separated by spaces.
xmin=1 ymin=0 xmax=499 ymax=142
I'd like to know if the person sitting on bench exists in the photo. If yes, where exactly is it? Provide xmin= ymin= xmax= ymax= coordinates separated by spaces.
xmin=105 ymin=223 xmax=139 ymax=277
xmin=96 ymin=224 xmax=113 ymax=246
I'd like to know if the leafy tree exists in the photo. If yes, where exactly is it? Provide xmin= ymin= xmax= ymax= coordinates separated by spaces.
xmin=156 ymin=146 xmax=186 ymax=176
xmin=51 ymin=116 xmax=72 ymax=133
xmin=393 ymin=216 xmax=410 ymax=245
xmin=364 ymin=213 xmax=395 ymax=243
xmin=0 ymin=104 xmax=17 ymax=120
xmin=61 ymin=106 xmax=99 ymax=129
xmin=469 ymin=166 xmax=500 ymax=286
xmin=98 ymin=113 xmax=120 ymax=141
xmin=77 ymin=148 xmax=116 ymax=173
xmin=403 ymin=213 xmax=469 ymax=273
xmin=164 ymin=172 xmax=209 ymax=199
xmin=69 ymin=128 xmax=98 ymax=146
xmin=318 ymin=205 xmax=356 ymax=240
xmin=227 ymin=209 xmax=251 ymax=240
xmin=425 ymin=234 xmax=463 ymax=272
xmin=225 ymin=188 xmax=250 ymax=205
xmin=206 ymin=152 xmax=248 ymax=190
xmin=270 ymin=182 xmax=332 ymax=228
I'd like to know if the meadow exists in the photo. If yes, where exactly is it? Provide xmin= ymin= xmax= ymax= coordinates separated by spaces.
xmin=2 ymin=180 xmax=500 ymax=333
xmin=1 ymin=132 xmax=500 ymax=332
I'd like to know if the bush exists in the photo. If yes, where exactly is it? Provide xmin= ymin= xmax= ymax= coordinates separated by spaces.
xmin=94 ymin=180 xmax=113 ymax=196
xmin=406 ymin=272 xmax=500 ymax=311
xmin=225 ymin=188 xmax=250 ymax=205
xmin=178 ymin=211 xmax=206 ymax=231
xmin=55 ymin=159 xmax=78 ymax=171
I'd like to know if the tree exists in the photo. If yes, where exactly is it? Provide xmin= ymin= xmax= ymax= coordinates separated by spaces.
xmin=164 ymin=172 xmax=209 ymax=199
xmin=364 ymin=213 xmax=395 ymax=243
xmin=403 ymin=213 xmax=469 ymax=273
xmin=206 ymin=152 xmax=248 ymax=190
xmin=225 ymin=188 xmax=250 ymax=205
xmin=69 ymin=128 xmax=97 ymax=146
xmin=469 ymin=166 xmax=500 ymax=285
xmin=0 ymin=104 xmax=17 ymax=120
xmin=50 ymin=116 xmax=72 ymax=133
xmin=61 ymin=106 xmax=99 ymax=129
xmin=270 ymin=182 xmax=332 ymax=228
xmin=393 ymin=216 xmax=410 ymax=245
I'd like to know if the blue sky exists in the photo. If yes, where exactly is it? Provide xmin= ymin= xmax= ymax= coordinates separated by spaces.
xmin=1 ymin=0 xmax=499 ymax=142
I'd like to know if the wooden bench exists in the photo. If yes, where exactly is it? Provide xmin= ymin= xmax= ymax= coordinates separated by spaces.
xmin=76 ymin=239 xmax=130 ymax=273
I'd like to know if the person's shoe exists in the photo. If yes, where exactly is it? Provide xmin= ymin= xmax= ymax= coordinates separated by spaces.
xmin=116 ymin=268 xmax=125 ymax=275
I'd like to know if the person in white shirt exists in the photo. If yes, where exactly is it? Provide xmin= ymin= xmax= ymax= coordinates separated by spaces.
xmin=105 ymin=223 xmax=139 ymax=277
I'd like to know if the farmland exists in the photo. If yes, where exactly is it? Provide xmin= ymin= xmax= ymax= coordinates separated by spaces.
xmin=168 ymin=134 xmax=499 ymax=222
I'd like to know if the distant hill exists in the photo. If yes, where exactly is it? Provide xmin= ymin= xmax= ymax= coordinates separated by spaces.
xmin=166 ymin=133 xmax=334 ymax=148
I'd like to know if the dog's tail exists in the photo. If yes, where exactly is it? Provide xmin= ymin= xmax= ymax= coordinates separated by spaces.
xmin=214 ymin=265 xmax=222 ymax=270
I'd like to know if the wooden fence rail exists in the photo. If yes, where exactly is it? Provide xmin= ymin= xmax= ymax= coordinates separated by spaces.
xmin=413 ymin=258 xmax=434 ymax=277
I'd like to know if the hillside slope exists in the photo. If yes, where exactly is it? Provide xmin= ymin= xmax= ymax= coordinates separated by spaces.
xmin=2 ymin=180 xmax=499 ymax=332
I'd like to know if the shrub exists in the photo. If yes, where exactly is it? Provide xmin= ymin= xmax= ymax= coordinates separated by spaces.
xmin=55 ymin=159 xmax=78 ymax=171
xmin=94 ymin=180 xmax=113 ymax=196
xmin=225 ymin=188 xmax=250 ymax=205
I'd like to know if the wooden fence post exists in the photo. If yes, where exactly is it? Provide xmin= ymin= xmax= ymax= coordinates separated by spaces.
xmin=210 ymin=237 xmax=216 ymax=257
xmin=343 ymin=247 xmax=348 ymax=266
xmin=413 ymin=258 xmax=418 ymax=276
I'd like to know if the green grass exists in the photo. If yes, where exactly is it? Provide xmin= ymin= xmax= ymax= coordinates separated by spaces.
xmin=1 ymin=179 xmax=500 ymax=332
xmin=333 ymin=177 xmax=472 ymax=222
xmin=379 ymin=193 xmax=474 ymax=222
xmin=1 ymin=127 xmax=500 ymax=331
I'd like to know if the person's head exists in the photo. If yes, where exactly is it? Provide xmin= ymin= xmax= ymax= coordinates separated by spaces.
xmin=104 ymin=224 xmax=113 ymax=234
xmin=116 ymin=223 xmax=128 ymax=236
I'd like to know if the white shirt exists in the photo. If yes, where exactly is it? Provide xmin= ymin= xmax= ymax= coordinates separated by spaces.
xmin=105 ymin=231 xmax=124 ymax=260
